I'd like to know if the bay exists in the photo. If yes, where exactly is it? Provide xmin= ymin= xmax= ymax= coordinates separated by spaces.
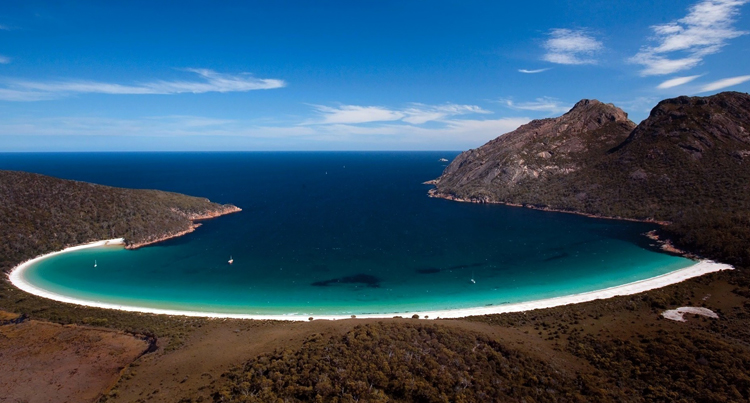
xmin=1 ymin=152 xmax=692 ymax=316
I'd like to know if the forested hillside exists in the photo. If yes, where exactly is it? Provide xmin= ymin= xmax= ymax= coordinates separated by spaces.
xmin=0 ymin=170 xmax=240 ymax=272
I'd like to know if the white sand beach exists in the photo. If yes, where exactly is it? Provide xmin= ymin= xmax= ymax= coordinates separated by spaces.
xmin=8 ymin=239 xmax=734 ymax=321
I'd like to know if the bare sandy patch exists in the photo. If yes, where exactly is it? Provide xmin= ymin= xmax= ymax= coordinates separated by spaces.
xmin=0 ymin=320 xmax=149 ymax=403
xmin=662 ymin=306 xmax=719 ymax=322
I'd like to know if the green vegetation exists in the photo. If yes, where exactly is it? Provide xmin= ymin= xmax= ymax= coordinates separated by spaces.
xmin=217 ymin=323 xmax=597 ymax=402
xmin=216 ymin=92 xmax=750 ymax=403
xmin=3 ymin=92 xmax=750 ymax=403
xmin=0 ymin=169 xmax=241 ymax=347
xmin=214 ymin=267 xmax=750 ymax=402
xmin=433 ymin=92 xmax=750 ymax=266
xmin=0 ymin=169 xmax=238 ymax=273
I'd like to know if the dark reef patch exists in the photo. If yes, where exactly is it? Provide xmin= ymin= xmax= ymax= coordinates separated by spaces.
xmin=543 ymin=253 xmax=570 ymax=262
xmin=416 ymin=263 xmax=483 ymax=274
xmin=311 ymin=274 xmax=381 ymax=288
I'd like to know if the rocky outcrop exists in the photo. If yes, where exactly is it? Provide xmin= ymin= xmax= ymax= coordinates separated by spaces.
xmin=430 ymin=99 xmax=635 ymax=203
xmin=125 ymin=205 xmax=242 ymax=249
xmin=428 ymin=92 xmax=750 ymax=224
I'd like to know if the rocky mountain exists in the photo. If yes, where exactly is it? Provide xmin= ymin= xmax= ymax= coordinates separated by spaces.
xmin=429 ymin=92 xmax=750 ymax=264
xmin=430 ymin=99 xmax=635 ymax=203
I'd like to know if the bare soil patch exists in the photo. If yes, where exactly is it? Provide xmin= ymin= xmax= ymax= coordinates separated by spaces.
xmin=0 ymin=318 xmax=149 ymax=403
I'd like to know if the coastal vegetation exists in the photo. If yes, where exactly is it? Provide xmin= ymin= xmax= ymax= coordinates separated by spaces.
xmin=430 ymin=92 xmax=750 ymax=267
xmin=0 ymin=169 xmax=240 ymax=273
xmin=3 ymin=93 xmax=750 ymax=402
xmin=217 ymin=322 xmax=591 ymax=402
xmin=0 ymin=169 xmax=241 ymax=350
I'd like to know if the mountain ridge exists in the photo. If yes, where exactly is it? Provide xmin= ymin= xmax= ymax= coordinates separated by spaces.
xmin=429 ymin=91 xmax=750 ymax=265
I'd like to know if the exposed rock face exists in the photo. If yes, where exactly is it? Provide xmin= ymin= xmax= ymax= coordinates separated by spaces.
xmin=614 ymin=92 xmax=750 ymax=165
xmin=432 ymin=99 xmax=635 ymax=202
xmin=429 ymin=92 xmax=750 ymax=222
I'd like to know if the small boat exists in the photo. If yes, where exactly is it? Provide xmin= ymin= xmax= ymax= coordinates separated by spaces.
xmin=439 ymin=158 xmax=448 ymax=162
xmin=228 ymin=256 xmax=234 ymax=265
xmin=470 ymin=271 xmax=476 ymax=284
xmin=94 ymin=260 xmax=97 ymax=268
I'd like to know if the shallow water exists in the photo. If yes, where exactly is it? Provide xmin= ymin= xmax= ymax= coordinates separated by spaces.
xmin=2 ymin=152 xmax=693 ymax=315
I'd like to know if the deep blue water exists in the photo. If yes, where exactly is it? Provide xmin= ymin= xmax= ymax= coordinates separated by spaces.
xmin=1 ymin=152 xmax=692 ymax=316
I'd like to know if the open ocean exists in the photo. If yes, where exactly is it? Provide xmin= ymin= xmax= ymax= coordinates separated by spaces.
xmin=2 ymin=152 xmax=692 ymax=316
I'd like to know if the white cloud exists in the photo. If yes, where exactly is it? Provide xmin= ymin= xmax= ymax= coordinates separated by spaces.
xmin=699 ymin=74 xmax=750 ymax=91
xmin=0 ymin=55 xmax=10 ymax=64
xmin=307 ymin=117 xmax=531 ymax=145
xmin=308 ymin=105 xmax=404 ymax=125
xmin=0 ymin=69 xmax=285 ymax=101
xmin=306 ymin=103 xmax=491 ymax=125
xmin=616 ymin=97 xmax=659 ymax=112
xmin=656 ymin=74 xmax=703 ymax=89
xmin=401 ymin=103 xmax=491 ymax=124
xmin=0 ymin=25 xmax=9 ymax=31
xmin=500 ymin=97 xmax=572 ymax=114
xmin=631 ymin=0 xmax=749 ymax=76
xmin=543 ymin=29 xmax=603 ymax=65
xmin=0 ymin=114 xmax=531 ymax=150
xmin=518 ymin=68 xmax=551 ymax=74
xmin=0 ymin=115 xmax=316 ymax=139
xmin=0 ymin=88 xmax=56 ymax=101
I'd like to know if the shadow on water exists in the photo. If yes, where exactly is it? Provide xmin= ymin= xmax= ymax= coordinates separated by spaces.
xmin=542 ymin=252 xmax=570 ymax=262
xmin=311 ymin=274 xmax=381 ymax=288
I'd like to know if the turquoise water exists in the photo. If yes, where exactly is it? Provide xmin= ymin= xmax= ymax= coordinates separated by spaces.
xmin=3 ymin=152 xmax=693 ymax=316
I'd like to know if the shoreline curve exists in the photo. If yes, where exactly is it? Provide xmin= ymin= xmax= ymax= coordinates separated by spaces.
xmin=425 ymin=187 xmax=671 ymax=225
xmin=7 ymin=239 xmax=733 ymax=321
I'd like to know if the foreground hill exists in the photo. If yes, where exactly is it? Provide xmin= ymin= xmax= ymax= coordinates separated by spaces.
xmin=430 ymin=92 xmax=750 ymax=265
xmin=0 ymin=170 xmax=240 ymax=272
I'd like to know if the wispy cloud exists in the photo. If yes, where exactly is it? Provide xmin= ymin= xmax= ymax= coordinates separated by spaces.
xmin=699 ymin=74 xmax=750 ymax=91
xmin=542 ymin=29 xmax=603 ymax=65
xmin=0 ymin=55 xmax=11 ymax=64
xmin=306 ymin=103 xmax=491 ymax=125
xmin=500 ymin=97 xmax=572 ymax=114
xmin=0 ymin=88 xmax=56 ymax=102
xmin=614 ymin=97 xmax=660 ymax=116
xmin=0 ymin=114 xmax=531 ymax=150
xmin=0 ymin=69 xmax=286 ymax=101
xmin=656 ymin=74 xmax=703 ymax=89
xmin=401 ymin=103 xmax=491 ymax=124
xmin=0 ymin=24 xmax=9 ymax=31
xmin=307 ymin=105 xmax=404 ymax=125
xmin=631 ymin=0 xmax=749 ymax=76
xmin=518 ymin=68 xmax=551 ymax=74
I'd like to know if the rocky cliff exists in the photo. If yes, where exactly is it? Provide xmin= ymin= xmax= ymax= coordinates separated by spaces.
xmin=430 ymin=92 xmax=750 ymax=217
xmin=429 ymin=91 xmax=750 ymax=264
xmin=430 ymin=99 xmax=635 ymax=203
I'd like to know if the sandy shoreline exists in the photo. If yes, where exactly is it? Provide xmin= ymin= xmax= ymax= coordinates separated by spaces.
xmin=7 ymin=239 xmax=733 ymax=321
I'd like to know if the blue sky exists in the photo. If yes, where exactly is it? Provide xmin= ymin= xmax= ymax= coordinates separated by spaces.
xmin=1 ymin=0 xmax=749 ymax=151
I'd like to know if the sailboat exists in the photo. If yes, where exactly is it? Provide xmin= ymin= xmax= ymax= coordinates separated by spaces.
xmin=94 ymin=260 xmax=97 ymax=268
xmin=228 ymin=256 xmax=234 ymax=265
